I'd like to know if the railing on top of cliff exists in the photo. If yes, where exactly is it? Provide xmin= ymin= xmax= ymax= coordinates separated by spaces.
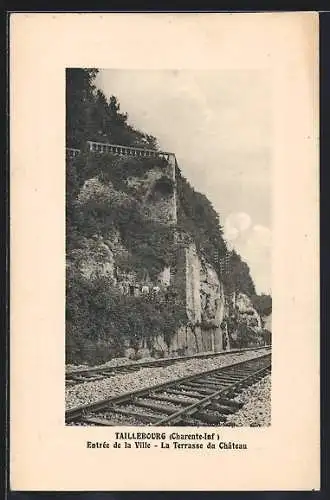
xmin=66 ymin=141 xmax=178 ymax=166
xmin=66 ymin=147 xmax=81 ymax=159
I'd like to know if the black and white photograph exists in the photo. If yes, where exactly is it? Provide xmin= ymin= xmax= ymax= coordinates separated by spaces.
xmin=65 ymin=68 xmax=272 ymax=427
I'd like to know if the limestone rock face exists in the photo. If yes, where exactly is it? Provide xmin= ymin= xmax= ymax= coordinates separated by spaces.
xmin=70 ymin=237 xmax=116 ymax=281
xmin=158 ymin=266 xmax=171 ymax=287
xmin=77 ymin=177 xmax=129 ymax=207
xmin=200 ymin=259 xmax=225 ymax=327
xmin=185 ymin=244 xmax=201 ymax=324
xmin=167 ymin=244 xmax=226 ymax=354
xmin=236 ymin=292 xmax=262 ymax=330
xmin=69 ymin=158 xmax=262 ymax=361
xmin=137 ymin=245 xmax=228 ymax=357
xmin=128 ymin=165 xmax=177 ymax=225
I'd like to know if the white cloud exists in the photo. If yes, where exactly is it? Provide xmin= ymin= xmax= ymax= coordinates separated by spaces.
xmin=224 ymin=226 xmax=239 ymax=243
xmin=225 ymin=212 xmax=251 ymax=234
xmin=252 ymin=225 xmax=272 ymax=247
xmin=224 ymin=213 xmax=271 ymax=294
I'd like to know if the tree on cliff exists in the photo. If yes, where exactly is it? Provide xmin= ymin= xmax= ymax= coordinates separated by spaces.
xmin=66 ymin=68 xmax=158 ymax=149
xmin=176 ymin=172 xmax=227 ymax=270
xmin=66 ymin=68 xmax=99 ymax=147
xmin=229 ymin=250 xmax=256 ymax=297
xmin=251 ymin=293 xmax=272 ymax=317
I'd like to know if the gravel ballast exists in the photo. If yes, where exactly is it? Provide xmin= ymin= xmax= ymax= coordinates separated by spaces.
xmin=66 ymin=356 xmax=156 ymax=372
xmin=225 ymin=375 xmax=271 ymax=426
xmin=66 ymin=347 xmax=268 ymax=373
xmin=65 ymin=348 xmax=270 ymax=410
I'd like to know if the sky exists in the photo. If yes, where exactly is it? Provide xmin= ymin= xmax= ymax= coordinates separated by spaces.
xmin=96 ymin=69 xmax=272 ymax=294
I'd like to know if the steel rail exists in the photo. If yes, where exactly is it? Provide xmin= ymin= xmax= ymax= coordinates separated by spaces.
xmin=66 ymin=345 xmax=271 ymax=385
xmin=65 ymin=352 xmax=271 ymax=424
xmin=154 ymin=364 xmax=270 ymax=425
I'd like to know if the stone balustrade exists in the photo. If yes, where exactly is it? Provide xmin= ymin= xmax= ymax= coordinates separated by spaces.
xmin=66 ymin=141 xmax=177 ymax=165
xmin=86 ymin=140 xmax=175 ymax=163
xmin=66 ymin=148 xmax=81 ymax=159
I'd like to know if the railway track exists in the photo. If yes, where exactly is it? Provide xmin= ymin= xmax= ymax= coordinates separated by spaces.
xmin=66 ymin=345 xmax=270 ymax=386
xmin=66 ymin=352 xmax=271 ymax=426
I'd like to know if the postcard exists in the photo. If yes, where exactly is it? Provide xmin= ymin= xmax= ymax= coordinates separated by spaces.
xmin=10 ymin=12 xmax=319 ymax=490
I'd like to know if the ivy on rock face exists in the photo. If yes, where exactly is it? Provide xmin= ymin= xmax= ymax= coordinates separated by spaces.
xmin=176 ymin=168 xmax=228 ymax=275
xmin=66 ymin=271 xmax=186 ymax=364
xmin=87 ymin=153 xmax=168 ymax=193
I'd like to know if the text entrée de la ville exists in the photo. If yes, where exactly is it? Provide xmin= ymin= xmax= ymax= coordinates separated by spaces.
xmin=86 ymin=432 xmax=248 ymax=451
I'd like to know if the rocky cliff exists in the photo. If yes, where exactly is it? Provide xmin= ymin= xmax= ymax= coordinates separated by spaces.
xmin=66 ymin=149 xmax=264 ymax=363
xmin=65 ymin=68 xmax=266 ymax=365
